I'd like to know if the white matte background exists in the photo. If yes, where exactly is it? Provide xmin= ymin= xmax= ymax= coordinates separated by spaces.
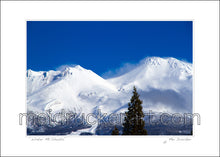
xmin=1 ymin=1 xmax=219 ymax=156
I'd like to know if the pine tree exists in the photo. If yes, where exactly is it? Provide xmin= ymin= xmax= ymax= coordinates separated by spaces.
xmin=122 ymin=86 xmax=147 ymax=135
xmin=111 ymin=125 xmax=119 ymax=135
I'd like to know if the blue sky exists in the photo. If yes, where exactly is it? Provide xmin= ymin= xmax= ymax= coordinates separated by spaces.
xmin=27 ymin=21 xmax=192 ymax=76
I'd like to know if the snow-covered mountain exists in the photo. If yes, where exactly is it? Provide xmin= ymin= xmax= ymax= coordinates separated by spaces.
xmin=27 ymin=65 xmax=118 ymax=114
xmin=27 ymin=57 xmax=192 ymax=134
xmin=108 ymin=57 xmax=192 ymax=92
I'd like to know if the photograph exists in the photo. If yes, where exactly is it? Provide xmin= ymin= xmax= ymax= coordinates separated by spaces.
xmin=1 ymin=1 xmax=219 ymax=156
xmin=26 ymin=21 xmax=193 ymax=136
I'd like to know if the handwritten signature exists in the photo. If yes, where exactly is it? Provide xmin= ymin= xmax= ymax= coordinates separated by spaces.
xmin=163 ymin=137 xmax=192 ymax=144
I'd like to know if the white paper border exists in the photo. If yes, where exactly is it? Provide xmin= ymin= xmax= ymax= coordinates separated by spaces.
xmin=1 ymin=1 xmax=219 ymax=156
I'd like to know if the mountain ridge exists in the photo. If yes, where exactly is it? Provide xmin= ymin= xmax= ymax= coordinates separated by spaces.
xmin=27 ymin=57 xmax=192 ymax=127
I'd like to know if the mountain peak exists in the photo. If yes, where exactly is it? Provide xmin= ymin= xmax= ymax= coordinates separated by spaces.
xmin=26 ymin=69 xmax=44 ymax=77
xmin=142 ymin=57 xmax=190 ymax=68
xmin=60 ymin=65 xmax=84 ymax=71
xmin=74 ymin=65 xmax=83 ymax=69
xmin=143 ymin=57 xmax=164 ymax=65
xmin=143 ymin=56 xmax=179 ymax=63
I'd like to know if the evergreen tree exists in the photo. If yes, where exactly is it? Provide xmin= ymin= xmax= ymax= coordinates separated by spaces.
xmin=122 ymin=86 xmax=147 ymax=135
xmin=111 ymin=125 xmax=119 ymax=135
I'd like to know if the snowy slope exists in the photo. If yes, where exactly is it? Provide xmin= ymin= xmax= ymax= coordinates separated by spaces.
xmin=27 ymin=57 xmax=193 ymax=134
xmin=27 ymin=65 xmax=118 ymax=114
xmin=108 ymin=57 xmax=192 ymax=92
xmin=107 ymin=57 xmax=192 ymax=113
